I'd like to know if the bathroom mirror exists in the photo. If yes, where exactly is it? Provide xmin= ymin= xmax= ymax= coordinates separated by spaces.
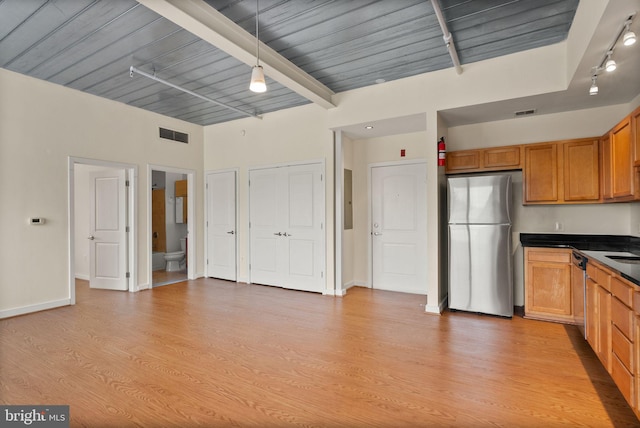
xmin=175 ymin=197 xmax=185 ymax=223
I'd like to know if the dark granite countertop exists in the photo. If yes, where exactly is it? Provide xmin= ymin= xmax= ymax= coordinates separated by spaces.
xmin=520 ymin=233 xmax=640 ymax=286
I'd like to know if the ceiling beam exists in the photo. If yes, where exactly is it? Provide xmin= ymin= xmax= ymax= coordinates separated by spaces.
xmin=136 ymin=0 xmax=335 ymax=109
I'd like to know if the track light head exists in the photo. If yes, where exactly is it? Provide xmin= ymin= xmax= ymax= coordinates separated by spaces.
xmin=589 ymin=76 xmax=598 ymax=96
xmin=605 ymin=58 xmax=617 ymax=72
xmin=624 ymin=29 xmax=637 ymax=46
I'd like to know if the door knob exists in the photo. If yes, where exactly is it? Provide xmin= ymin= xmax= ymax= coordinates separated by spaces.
xmin=88 ymin=235 xmax=95 ymax=240
xmin=283 ymin=232 xmax=292 ymax=237
xmin=373 ymin=232 xmax=382 ymax=236
xmin=227 ymin=230 xmax=235 ymax=234
xmin=274 ymin=232 xmax=282 ymax=236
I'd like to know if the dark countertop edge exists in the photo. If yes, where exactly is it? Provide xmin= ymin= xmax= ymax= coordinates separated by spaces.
xmin=520 ymin=233 xmax=640 ymax=286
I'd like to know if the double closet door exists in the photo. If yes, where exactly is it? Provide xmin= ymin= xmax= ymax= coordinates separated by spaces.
xmin=249 ymin=163 xmax=325 ymax=293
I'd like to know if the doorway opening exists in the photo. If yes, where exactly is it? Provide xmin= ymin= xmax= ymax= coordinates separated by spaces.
xmin=148 ymin=165 xmax=195 ymax=287
xmin=68 ymin=157 xmax=138 ymax=304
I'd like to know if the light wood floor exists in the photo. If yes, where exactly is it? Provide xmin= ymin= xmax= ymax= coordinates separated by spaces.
xmin=152 ymin=268 xmax=187 ymax=286
xmin=1 ymin=279 xmax=638 ymax=427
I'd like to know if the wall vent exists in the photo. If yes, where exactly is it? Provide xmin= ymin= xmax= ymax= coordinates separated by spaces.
xmin=514 ymin=109 xmax=536 ymax=117
xmin=159 ymin=127 xmax=189 ymax=144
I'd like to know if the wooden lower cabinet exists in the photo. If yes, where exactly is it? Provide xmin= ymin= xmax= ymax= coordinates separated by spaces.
xmin=524 ymin=247 xmax=573 ymax=323
xmin=586 ymin=259 xmax=639 ymax=416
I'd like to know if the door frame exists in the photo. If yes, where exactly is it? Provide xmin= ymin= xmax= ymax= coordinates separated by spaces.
xmin=247 ymin=159 xmax=326 ymax=291
xmin=367 ymin=159 xmax=427 ymax=289
xmin=68 ymin=157 xmax=138 ymax=304
xmin=147 ymin=164 xmax=196 ymax=287
xmin=204 ymin=168 xmax=239 ymax=281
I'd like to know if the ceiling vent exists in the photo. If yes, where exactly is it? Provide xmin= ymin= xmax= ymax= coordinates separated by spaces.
xmin=159 ymin=127 xmax=189 ymax=144
xmin=514 ymin=109 xmax=537 ymax=117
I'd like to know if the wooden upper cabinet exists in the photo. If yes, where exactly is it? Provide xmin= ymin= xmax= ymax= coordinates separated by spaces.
xmin=524 ymin=143 xmax=558 ymax=203
xmin=446 ymin=145 xmax=521 ymax=174
xmin=175 ymin=179 xmax=187 ymax=197
xmin=446 ymin=150 xmax=481 ymax=172
xmin=603 ymin=117 xmax=636 ymax=201
xmin=563 ymin=139 xmax=600 ymax=202
xmin=632 ymin=105 xmax=640 ymax=166
xmin=523 ymin=138 xmax=601 ymax=204
xmin=484 ymin=146 xmax=521 ymax=169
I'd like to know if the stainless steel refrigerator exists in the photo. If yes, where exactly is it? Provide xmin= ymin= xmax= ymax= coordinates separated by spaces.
xmin=448 ymin=174 xmax=513 ymax=317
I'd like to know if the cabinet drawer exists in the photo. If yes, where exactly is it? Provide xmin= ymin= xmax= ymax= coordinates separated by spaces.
xmin=611 ymin=353 xmax=634 ymax=407
xmin=526 ymin=249 xmax=571 ymax=263
xmin=612 ymin=324 xmax=633 ymax=372
xmin=611 ymin=276 xmax=633 ymax=308
xmin=611 ymin=296 xmax=634 ymax=339
xmin=634 ymin=291 xmax=640 ymax=313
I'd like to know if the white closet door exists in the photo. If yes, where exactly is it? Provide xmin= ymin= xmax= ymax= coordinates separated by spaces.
xmin=249 ymin=163 xmax=325 ymax=292
xmin=206 ymin=171 xmax=237 ymax=281
xmin=282 ymin=163 xmax=324 ymax=292
xmin=249 ymin=168 xmax=284 ymax=287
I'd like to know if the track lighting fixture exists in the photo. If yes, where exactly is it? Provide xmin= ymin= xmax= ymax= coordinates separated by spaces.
xmin=249 ymin=0 xmax=267 ymax=93
xmin=587 ymin=14 xmax=636 ymax=95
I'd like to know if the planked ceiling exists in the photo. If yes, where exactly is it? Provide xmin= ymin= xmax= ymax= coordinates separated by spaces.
xmin=0 ymin=0 xmax=583 ymax=126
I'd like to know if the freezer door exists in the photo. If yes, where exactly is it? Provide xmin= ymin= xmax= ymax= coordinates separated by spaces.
xmin=448 ymin=224 xmax=513 ymax=317
xmin=448 ymin=175 xmax=511 ymax=224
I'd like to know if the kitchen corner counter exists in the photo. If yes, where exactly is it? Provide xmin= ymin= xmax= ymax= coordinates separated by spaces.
xmin=520 ymin=233 xmax=640 ymax=286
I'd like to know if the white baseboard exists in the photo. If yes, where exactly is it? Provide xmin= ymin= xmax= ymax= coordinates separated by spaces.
xmin=425 ymin=294 xmax=446 ymax=315
xmin=75 ymin=274 xmax=89 ymax=281
xmin=0 ymin=298 xmax=71 ymax=319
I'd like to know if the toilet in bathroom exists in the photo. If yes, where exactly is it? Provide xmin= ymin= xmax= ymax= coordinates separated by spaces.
xmin=164 ymin=238 xmax=186 ymax=272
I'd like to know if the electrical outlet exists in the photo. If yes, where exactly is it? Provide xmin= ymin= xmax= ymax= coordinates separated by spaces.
xmin=554 ymin=222 xmax=564 ymax=232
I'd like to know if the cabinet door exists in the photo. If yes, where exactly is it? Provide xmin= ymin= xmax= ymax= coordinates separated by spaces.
xmin=632 ymin=106 xmax=640 ymax=166
xmin=611 ymin=118 xmax=634 ymax=199
xmin=445 ymin=150 xmax=481 ymax=172
xmin=602 ymin=133 xmax=613 ymax=200
xmin=563 ymin=139 xmax=600 ymax=201
xmin=586 ymin=278 xmax=598 ymax=350
xmin=484 ymin=146 xmax=521 ymax=169
xmin=597 ymin=285 xmax=612 ymax=372
xmin=524 ymin=144 xmax=558 ymax=203
xmin=524 ymin=248 xmax=572 ymax=322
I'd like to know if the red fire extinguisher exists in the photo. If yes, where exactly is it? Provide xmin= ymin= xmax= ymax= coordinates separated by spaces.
xmin=438 ymin=137 xmax=446 ymax=167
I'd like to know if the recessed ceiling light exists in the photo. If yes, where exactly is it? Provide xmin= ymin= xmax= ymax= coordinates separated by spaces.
xmin=375 ymin=79 xmax=386 ymax=84
xmin=365 ymin=125 xmax=374 ymax=130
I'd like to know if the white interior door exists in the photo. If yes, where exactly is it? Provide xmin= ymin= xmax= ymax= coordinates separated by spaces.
xmin=206 ymin=171 xmax=237 ymax=281
xmin=371 ymin=162 xmax=427 ymax=294
xmin=250 ymin=163 xmax=325 ymax=292
xmin=89 ymin=169 xmax=128 ymax=290
xmin=282 ymin=163 xmax=324 ymax=292
xmin=249 ymin=168 xmax=282 ymax=287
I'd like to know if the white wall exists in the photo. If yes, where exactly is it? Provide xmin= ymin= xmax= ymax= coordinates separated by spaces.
xmin=203 ymin=104 xmax=335 ymax=291
xmin=342 ymin=136 xmax=355 ymax=288
xmin=0 ymin=68 xmax=204 ymax=317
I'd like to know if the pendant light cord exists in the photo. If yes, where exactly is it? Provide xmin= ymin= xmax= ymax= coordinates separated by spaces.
xmin=255 ymin=0 xmax=260 ymax=66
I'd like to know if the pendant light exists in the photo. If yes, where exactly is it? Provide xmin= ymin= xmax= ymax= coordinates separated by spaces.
xmin=249 ymin=0 xmax=267 ymax=93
